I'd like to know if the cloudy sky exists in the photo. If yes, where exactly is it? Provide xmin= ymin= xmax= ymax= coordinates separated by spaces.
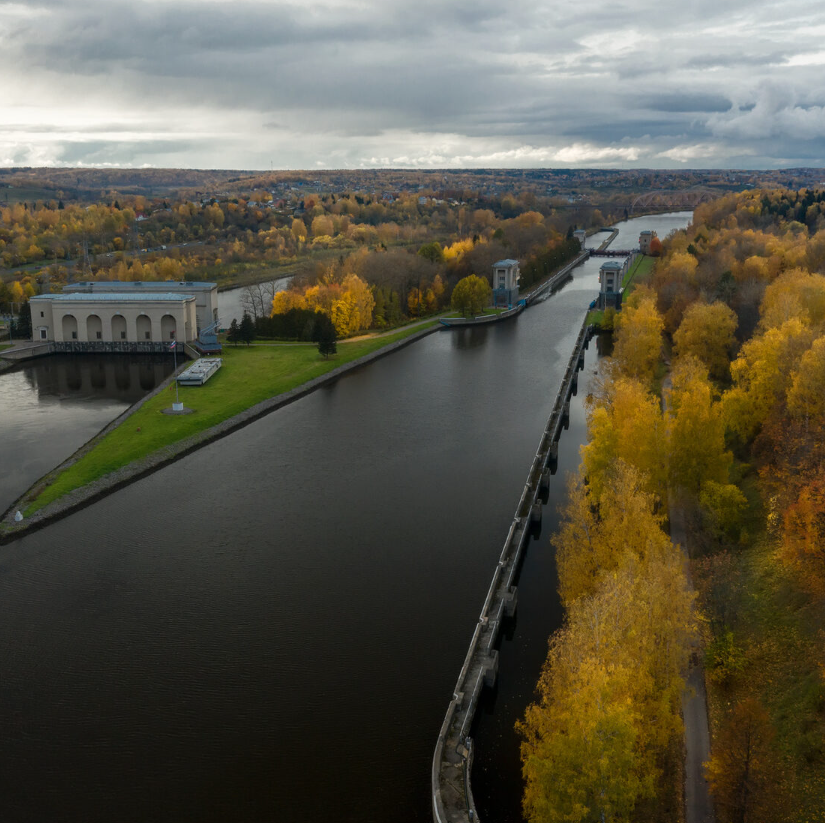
xmin=3 ymin=0 xmax=825 ymax=169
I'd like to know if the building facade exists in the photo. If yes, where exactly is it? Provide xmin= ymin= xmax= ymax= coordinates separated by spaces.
xmin=597 ymin=259 xmax=630 ymax=310
xmin=63 ymin=281 xmax=218 ymax=332
xmin=573 ymin=229 xmax=587 ymax=248
xmin=638 ymin=230 xmax=658 ymax=254
xmin=29 ymin=292 xmax=198 ymax=349
xmin=492 ymin=259 xmax=520 ymax=306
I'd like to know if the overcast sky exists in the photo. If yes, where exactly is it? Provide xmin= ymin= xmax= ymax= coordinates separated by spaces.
xmin=2 ymin=0 xmax=825 ymax=170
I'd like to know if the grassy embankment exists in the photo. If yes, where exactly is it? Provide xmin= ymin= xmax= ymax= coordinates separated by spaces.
xmin=442 ymin=306 xmax=508 ymax=319
xmin=25 ymin=322 xmax=436 ymax=515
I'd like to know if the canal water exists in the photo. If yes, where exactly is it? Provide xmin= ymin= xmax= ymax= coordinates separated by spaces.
xmin=0 ymin=213 xmax=691 ymax=823
xmin=0 ymin=355 xmax=175 ymax=515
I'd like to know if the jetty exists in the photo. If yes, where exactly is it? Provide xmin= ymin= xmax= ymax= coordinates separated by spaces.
xmin=431 ymin=314 xmax=594 ymax=823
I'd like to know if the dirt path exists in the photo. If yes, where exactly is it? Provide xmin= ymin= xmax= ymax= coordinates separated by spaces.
xmin=663 ymin=374 xmax=715 ymax=823
xmin=670 ymin=499 xmax=716 ymax=823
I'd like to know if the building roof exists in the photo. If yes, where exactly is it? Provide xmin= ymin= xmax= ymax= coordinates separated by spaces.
xmin=600 ymin=261 xmax=623 ymax=270
xmin=493 ymin=259 xmax=520 ymax=267
xmin=639 ymin=230 xmax=655 ymax=236
xmin=64 ymin=280 xmax=217 ymax=290
xmin=31 ymin=292 xmax=195 ymax=303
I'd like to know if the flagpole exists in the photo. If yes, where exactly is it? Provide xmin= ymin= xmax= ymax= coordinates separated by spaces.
xmin=174 ymin=340 xmax=180 ymax=406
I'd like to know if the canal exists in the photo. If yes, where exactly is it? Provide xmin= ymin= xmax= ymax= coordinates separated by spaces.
xmin=0 ymin=213 xmax=691 ymax=823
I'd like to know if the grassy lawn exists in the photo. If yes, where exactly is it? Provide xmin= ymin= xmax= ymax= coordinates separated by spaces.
xmin=25 ymin=322 xmax=436 ymax=514
xmin=443 ymin=306 xmax=508 ymax=319
xmin=0 ymin=343 xmax=12 ymax=352
xmin=623 ymin=255 xmax=656 ymax=291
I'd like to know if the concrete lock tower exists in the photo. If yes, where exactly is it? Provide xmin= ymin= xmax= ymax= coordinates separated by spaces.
xmin=492 ymin=259 xmax=520 ymax=307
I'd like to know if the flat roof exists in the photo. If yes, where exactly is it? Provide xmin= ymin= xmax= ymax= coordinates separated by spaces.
xmin=493 ymin=259 xmax=520 ymax=267
xmin=32 ymin=292 xmax=195 ymax=302
xmin=600 ymin=261 xmax=623 ymax=269
xmin=64 ymin=280 xmax=217 ymax=289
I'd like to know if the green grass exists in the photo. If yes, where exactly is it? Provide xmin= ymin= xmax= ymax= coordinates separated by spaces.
xmin=25 ymin=322 xmax=436 ymax=514
xmin=443 ymin=306 xmax=508 ymax=319
xmin=623 ymin=255 xmax=655 ymax=291
xmin=0 ymin=343 xmax=12 ymax=352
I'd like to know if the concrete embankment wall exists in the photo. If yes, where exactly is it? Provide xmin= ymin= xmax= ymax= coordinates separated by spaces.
xmin=0 ymin=325 xmax=441 ymax=544
xmin=523 ymin=251 xmax=590 ymax=306
xmin=432 ymin=314 xmax=593 ymax=823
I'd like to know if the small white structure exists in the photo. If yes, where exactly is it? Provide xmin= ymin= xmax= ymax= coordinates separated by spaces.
xmin=573 ymin=229 xmax=587 ymax=248
xmin=638 ymin=230 xmax=658 ymax=254
xmin=63 ymin=281 xmax=218 ymax=333
xmin=29 ymin=292 xmax=198 ymax=349
xmin=492 ymin=259 xmax=520 ymax=306
xmin=177 ymin=358 xmax=222 ymax=385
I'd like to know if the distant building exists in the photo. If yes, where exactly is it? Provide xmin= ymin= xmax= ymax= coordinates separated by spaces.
xmin=597 ymin=259 xmax=630 ymax=310
xmin=492 ymin=259 xmax=520 ymax=306
xmin=30 ymin=292 xmax=198 ymax=349
xmin=573 ymin=229 xmax=587 ymax=248
xmin=638 ymin=230 xmax=658 ymax=254
xmin=63 ymin=281 xmax=218 ymax=333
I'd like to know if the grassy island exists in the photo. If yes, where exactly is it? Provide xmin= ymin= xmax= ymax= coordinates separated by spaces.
xmin=24 ymin=322 xmax=436 ymax=515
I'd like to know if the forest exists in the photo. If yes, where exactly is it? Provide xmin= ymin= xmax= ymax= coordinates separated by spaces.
xmin=0 ymin=188 xmax=589 ymax=338
xmin=520 ymin=189 xmax=825 ymax=823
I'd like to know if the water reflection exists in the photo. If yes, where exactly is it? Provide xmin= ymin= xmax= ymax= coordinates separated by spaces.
xmin=20 ymin=354 xmax=172 ymax=403
xmin=452 ymin=325 xmax=490 ymax=349
xmin=0 ymin=354 xmax=174 ymax=513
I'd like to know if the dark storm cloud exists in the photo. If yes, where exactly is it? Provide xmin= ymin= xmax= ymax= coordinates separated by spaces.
xmin=3 ymin=0 xmax=825 ymax=167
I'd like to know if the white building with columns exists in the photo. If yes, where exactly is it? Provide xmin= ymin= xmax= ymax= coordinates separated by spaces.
xmin=62 ymin=281 xmax=218 ymax=333
xmin=29 ymin=292 xmax=198 ymax=349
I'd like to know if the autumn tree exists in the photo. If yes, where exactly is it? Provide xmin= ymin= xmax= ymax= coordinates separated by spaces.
xmin=611 ymin=296 xmax=664 ymax=385
xmin=581 ymin=377 xmax=668 ymax=501
xmin=554 ymin=461 xmax=671 ymax=606
xmin=520 ymin=547 xmax=695 ymax=822
xmin=450 ymin=274 xmax=491 ymax=317
xmin=673 ymin=301 xmax=738 ymax=381
xmin=706 ymin=698 xmax=781 ymax=823
xmin=723 ymin=318 xmax=813 ymax=442
xmin=666 ymin=357 xmax=732 ymax=492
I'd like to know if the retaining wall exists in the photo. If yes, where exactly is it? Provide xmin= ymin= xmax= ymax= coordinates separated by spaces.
xmin=431 ymin=314 xmax=593 ymax=823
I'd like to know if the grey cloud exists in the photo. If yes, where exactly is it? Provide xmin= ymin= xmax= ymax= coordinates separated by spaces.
xmin=4 ymin=0 xmax=825 ymax=168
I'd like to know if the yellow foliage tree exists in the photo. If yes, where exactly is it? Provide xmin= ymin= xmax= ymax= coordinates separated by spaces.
xmin=612 ymin=297 xmax=664 ymax=385
xmin=666 ymin=357 xmax=732 ymax=492
xmin=723 ymin=318 xmax=813 ymax=441
xmin=786 ymin=336 xmax=825 ymax=422
xmin=520 ymin=545 xmax=695 ymax=822
xmin=759 ymin=268 xmax=825 ymax=330
xmin=554 ymin=461 xmax=671 ymax=606
xmin=271 ymin=290 xmax=307 ymax=315
xmin=673 ymin=301 xmax=738 ymax=381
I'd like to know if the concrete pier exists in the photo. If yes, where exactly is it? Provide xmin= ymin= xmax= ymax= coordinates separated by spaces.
xmin=432 ymin=314 xmax=593 ymax=823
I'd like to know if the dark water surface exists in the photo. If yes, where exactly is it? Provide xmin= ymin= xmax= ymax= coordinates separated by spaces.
xmin=0 ymin=213 xmax=691 ymax=823
xmin=0 ymin=355 xmax=174 ymax=513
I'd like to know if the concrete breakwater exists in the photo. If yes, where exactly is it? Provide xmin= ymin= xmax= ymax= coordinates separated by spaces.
xmin=432 ymin=314 xmax=593 ymax=823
